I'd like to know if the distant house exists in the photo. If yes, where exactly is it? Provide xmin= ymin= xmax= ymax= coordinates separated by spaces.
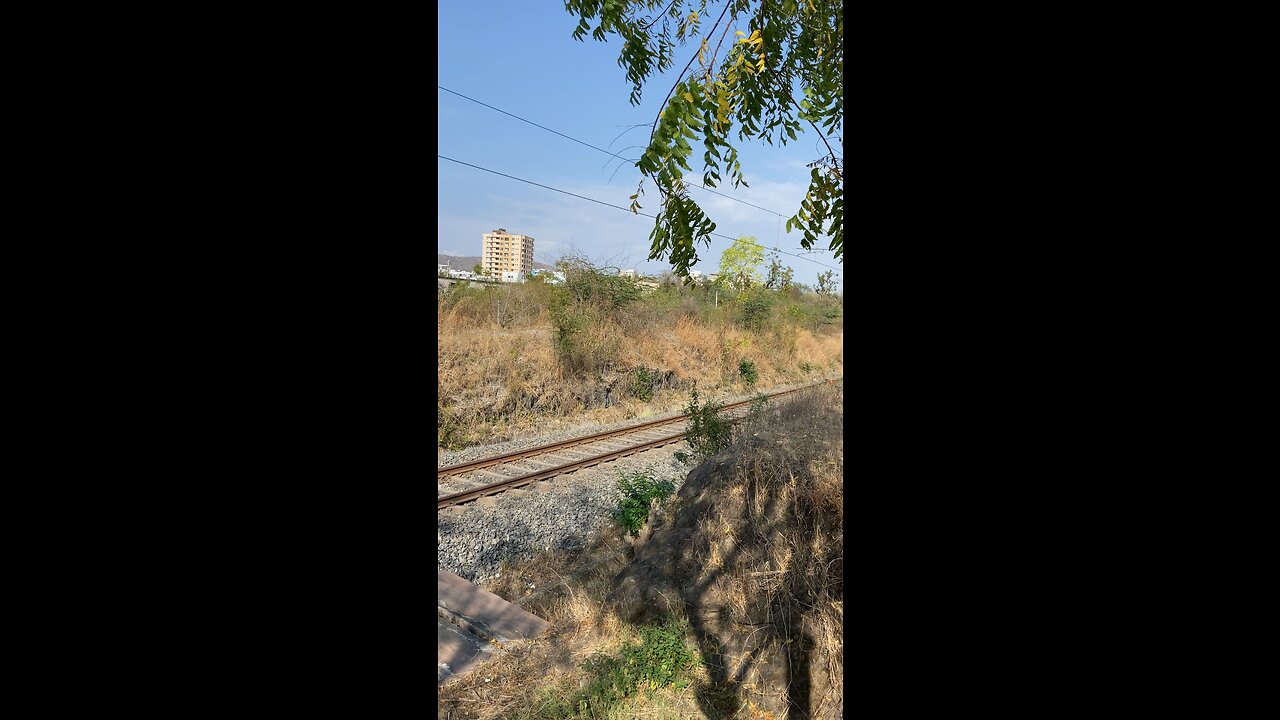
xmin=689 ymin=270 xmax=703 ymax=280
xmin=619 ymin=268 xmax=636 ymax=278
xmin=530 ymin=268 xmax=565 ymax=285
xmin=500 ymin=270 xmax=524 ymax=284
xmin=438 ymin=264 xmax=451 ymax=276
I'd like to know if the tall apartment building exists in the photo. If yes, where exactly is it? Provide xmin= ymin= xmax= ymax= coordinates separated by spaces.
xmin=481 ymin=228 xmax=534 ymax=279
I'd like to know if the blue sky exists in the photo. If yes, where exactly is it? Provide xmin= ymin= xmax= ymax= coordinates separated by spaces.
xmin=437 ymin=0 xmax=841 ymax=290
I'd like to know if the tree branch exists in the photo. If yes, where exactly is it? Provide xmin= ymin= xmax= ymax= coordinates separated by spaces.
xmin=646 ymin=0 xmax=736 ymax=198
xmin=785 ymin=90 xmax=839 ymax=174
xmin=649 ymin=1 xmax=734 ymax=142
xmin=758 ymin=0 xmax=839 ymax=171
xmin=707 ymin=10 xmax=737 ymax=78
xmin=640 ymin=0 xmax=681 ymax=31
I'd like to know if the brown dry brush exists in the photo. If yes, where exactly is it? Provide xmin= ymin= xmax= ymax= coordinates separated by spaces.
xmin=438 ymin=387 xmax=845 ymax=719
xmin=700 ymin=385 xmax=845 ymax=717
xmin=438 ymin=268 xmax=843 ymax=450
xmin=439 ymin=522 xmax=663 ymax=720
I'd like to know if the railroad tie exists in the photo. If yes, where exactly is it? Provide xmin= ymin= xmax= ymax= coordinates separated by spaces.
xmin=437 ymin=379 xmax=840 ymax=509
xmin=514 ymin=458 xmax=559 ymax=469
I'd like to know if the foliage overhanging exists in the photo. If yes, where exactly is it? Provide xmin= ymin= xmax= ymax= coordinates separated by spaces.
xmin=565 ymin=0 xmax=843 ymax=277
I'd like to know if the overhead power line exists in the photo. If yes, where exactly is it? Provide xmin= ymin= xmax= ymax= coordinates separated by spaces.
xmin=441 ymin=154 xmax=639 ymax=215
xmin=438 ymin=154 xmax=838 ymax=271
xmin=688 ymin=180 xmax=788 ymax=219
xmin=438 ymin=84 xmax=791 ymax=220
xmin=439 ymin=85 xmax=626 ymax=164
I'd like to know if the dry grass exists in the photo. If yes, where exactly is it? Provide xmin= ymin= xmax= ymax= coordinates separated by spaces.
xmin=674 ymin=384 xmax=845 ymax=719
xmin=438 ymin=284 xmax=843 ymax=450
xmin=439 ymin=520 xmax=712 ymax=720
xmin=437 ymin=385 xmax=845 ymax=719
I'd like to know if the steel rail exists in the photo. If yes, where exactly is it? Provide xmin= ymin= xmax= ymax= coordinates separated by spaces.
xmin=437 ymin=377 xmax=836 ymax=482
xmin=437 ymin=430 xmax=686 ymax=508
xmin=437 ymin=414 xmax=686 ymax=481
xmin=437 ymin=377 xmax=840 ymax=509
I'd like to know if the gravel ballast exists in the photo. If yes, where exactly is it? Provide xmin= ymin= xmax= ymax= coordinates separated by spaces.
xmin=436 ymin=375 xmax=840 ymax=586
xmin=437 ymin=448 xmax=687 ymax=586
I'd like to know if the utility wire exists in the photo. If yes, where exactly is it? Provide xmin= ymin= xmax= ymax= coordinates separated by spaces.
xmin=437 ymin=85 xmax=838 ymax=268
xmin=440 ymin=85 xmax=629 ymax=164
xmin=438 ymin=84 xmax=791 ymax=219
xmin=439 ymin=154 xmax=839 ymax=271
xmin=440 ymin=155 xmax=640 ymax=215
xmin=689 ymin=181 xmax=788 ymax=219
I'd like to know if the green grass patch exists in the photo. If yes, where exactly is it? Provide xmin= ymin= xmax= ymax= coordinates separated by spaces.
xmin=518 ymin=617 xmax=701 ymax=720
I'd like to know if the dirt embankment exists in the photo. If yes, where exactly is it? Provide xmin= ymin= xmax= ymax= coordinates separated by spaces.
xmin=609 ymin=385 xmax=844 ymax=719
xmin=438 ymin=314 xmax=843 ymax=450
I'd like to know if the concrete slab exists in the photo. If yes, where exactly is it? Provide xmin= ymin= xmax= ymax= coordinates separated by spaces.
xmin=438 ymin=618 xmax=492 ymax=683
xmin=438 ymin=569 xmax=550 ymax=644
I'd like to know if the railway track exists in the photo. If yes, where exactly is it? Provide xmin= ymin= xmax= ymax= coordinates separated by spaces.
xmin=437 ymin=377 xmax=837 ymax=509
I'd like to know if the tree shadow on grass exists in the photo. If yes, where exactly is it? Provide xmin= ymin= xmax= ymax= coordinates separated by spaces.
xmin=665 ymin=469 xmax=820 ymax=719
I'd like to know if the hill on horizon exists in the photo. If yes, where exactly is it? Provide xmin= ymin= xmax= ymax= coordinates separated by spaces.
xmin=438 ymin=254 xmax=556 ymax=272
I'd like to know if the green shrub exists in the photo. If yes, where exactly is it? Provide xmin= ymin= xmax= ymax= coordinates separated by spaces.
xmin=737 ymin=288 xmax=772 ymax=331
xmin=550 ymin=303 xmax=585 ymax=361
xmin=614 ymin=469 xmax=675 ymax=536
xmin=560 ymin=259 xmax=641 ymax=313
xmin=739 ymin=358 xmax=758 ymax=386
xmin=684 ymin=385 xmax=733 ymax=459
xmin=631 ymin=367 xmax=655 ymax=401
xmin=800 ymin=361 xmax=813 ymax=373
xmin=551 ymin=303 xmax=619 ymax=373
